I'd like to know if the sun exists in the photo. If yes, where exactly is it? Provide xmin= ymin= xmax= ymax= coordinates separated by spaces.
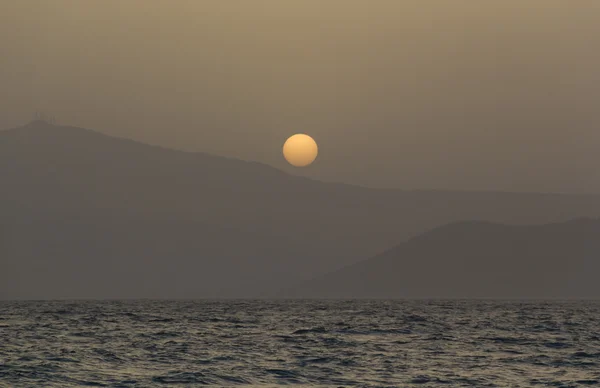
xmin=283 ymin=134 xmax=318 ymax=167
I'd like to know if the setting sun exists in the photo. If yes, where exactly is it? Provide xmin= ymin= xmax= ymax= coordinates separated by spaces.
xmin=282 ymin=134 xmax=318 ymax=167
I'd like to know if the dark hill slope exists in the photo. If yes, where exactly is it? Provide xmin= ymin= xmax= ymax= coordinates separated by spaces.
xmin=290 ymin=218 xmax=600 ymax=299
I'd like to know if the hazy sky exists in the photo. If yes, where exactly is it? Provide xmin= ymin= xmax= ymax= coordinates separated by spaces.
xmin=2 ymin=1 xmax=600 ymax=193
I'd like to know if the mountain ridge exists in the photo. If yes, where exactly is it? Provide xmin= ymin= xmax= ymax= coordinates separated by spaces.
xmin=2 ymin=121 xmax=600 ymax=299
xmin=7 ymin=120 xmax=600 ymax=196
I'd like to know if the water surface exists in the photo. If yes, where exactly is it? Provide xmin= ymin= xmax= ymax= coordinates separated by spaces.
xmin=1 ymin=300 xmax=599 ymax=387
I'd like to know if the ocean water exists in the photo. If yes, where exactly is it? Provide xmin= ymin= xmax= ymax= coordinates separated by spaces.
xmin=1 ymin=300 xmax=599 ymax=387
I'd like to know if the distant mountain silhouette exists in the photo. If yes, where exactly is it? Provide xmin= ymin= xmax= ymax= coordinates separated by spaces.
xmin=2 ymin=121 xmax=600 ymax=299
xmin=288 ymin=218 xmax=600 ymax=299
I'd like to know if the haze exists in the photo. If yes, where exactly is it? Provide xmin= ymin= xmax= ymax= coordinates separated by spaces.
xmin=2 ymin=0 xmax=600 ymax=193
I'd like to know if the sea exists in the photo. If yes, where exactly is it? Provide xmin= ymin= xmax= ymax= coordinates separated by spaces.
xmin=1 ymin=300 xmax=599 ymax=387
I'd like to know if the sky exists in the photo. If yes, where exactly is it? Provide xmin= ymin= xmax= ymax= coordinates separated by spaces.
xmin=2 ymin=0 xmax=600 ymax=193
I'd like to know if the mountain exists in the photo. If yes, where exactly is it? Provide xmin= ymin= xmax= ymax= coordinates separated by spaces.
xmin=288 ymin=218 xmax=600 ymax=299
xmin=2 ymin=121 xmax=600 ymax=299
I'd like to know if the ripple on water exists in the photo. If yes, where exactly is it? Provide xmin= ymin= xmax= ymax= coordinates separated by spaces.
xmin=1 ymin=300 xmax=600 ymax=387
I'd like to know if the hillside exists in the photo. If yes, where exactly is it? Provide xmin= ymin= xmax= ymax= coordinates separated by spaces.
xmin=2 ymin=121 xmax=600 ymax=298
xmin=289 ymin=218 xmax=600 ymax=299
